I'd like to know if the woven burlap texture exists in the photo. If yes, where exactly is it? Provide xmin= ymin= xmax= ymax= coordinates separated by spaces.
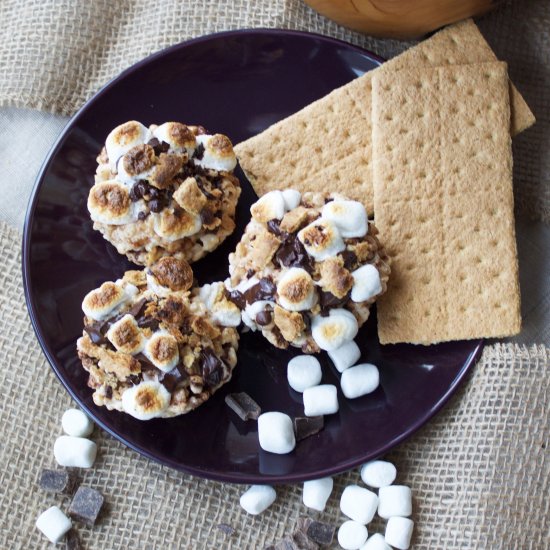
xmin=0 ymin=221 xmax=548 ymax=549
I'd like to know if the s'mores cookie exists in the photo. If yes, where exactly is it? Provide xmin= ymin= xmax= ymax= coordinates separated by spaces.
xmin=76 ymin=257 xmax=239 ymax=419
xmin=226 ymin=191 xmax=390 ymax=353
xmin=89 ymin=121 xmax=241 ymax=266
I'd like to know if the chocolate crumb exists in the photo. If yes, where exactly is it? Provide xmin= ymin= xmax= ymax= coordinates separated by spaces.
xmin=68 ymin=486 xmax=104 ymax=526
xmin=65 ymin=529 xmax=83 ymax=550
xmin=38 ymin=469 xmax=77 ymax=495
xmin=306 ymin=521 xmax=335 ymax=546
xmin=216 ymin=523 xmax=235 ymax=536
xmin=296 ymin=516 xmax=314 ymax=534
xmin=294 ymin=416 xmax=324 ymax=442
xmin=225 ymin=392 xmax=261 ymax=421
xmin=193 ymin=143 xmax=205 ymax=160
xmin=293 ymin=529 xmax=319 ymax=550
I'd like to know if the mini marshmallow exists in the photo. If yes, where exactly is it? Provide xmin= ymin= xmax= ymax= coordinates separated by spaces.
xmin=282 ymin=189 xmax=301 ymax=211
xmin=239 ymin=485 xmax=277 ymax=515
xmin=341 ymin=364 xmax=380 ymax=399
xmin=36 ymin=506 xmax=72 ymax=543
xmin=143 ymin=331 xmax=179 ymax=372
xmin=298 ymin=219 xmax=345 ymax=261
xmin=360 ymin=460 xmax=397 ymax=489
xmin=105 ymin=120 xmax=149 ymax=168
xmin=54 ymin=436 xmax=97 ymax=468
xmin=327 ymin=340 xmax=361 ymax=373
xmin=287 ymin=355 xmax=322 ymax=393
xmin=152 ymin=209 xmax=202 ymax=241
xmin=340 ymin=485 xmax=378 ymax=525
xmin=322 ymin=200 xmax=368 ymax=238
xmin=385 ymin=517 xmax=414 ymax=550
xmin=351 ymin=265 xmax=382 ymax=303
xmin=311 ymin=309 xmax=358 ymax=351
xmin=82 ymin=281 xmax=125 ymax=321
xmin=250 ymin=190 xmax=286 ymax=222
xmin=87 ymin=181 xmax=135 ymax=225
xmin=303 ymin=477 xmax=333 ymax=512
xmin=378 ymin=486 xmax=412 ymax=519
xmin=195 ymin=133 xmax=237 ymax=172
xmin=61 ymin=409 xmax=94 ymax=438
xmin=277 ymin=267 xmax=316 ymax=311
xmin=153 ymin=122 xmax=196 ymax=155
xmin=258 ymin=412 xmax=296 ymax=454
xmin=121 ymin=381 xmax=171 ymax=420
xmin=338 ymin=521 xmax=368 ymax=550
xmin=360 ymin=533 xmax=391 ymax=550
xmin=199 ymin=283 xmax=242 ymax=327
xmin=303 ymin=384 xmax=339 ymax=416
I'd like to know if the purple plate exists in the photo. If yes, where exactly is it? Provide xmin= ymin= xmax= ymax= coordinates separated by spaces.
xmin=23 ymin=29 xmax=482 ymax=483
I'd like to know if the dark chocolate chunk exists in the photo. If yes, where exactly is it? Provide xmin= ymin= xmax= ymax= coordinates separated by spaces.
xmin=68 ymin=486 xmax=104 ymax=526
xmin=147 ymin=137 xmax=170 ymax=156
xmin=129 ymin=180 xmax=148 ymax=202
xmin=226 ymin=288 xmax=246 ymax=310
xmin=200 ymin=206 xmax=216 ymax=225
xmin=292 ymin=530 xmax=319 ymax=550
xmin=225 ymin=392 xmax=261 ymax=421
xmin=149 ymin=198 xmax=163 ymax=213
xmin=137 ymin=210 xmax=149 ymax=221
xmin=243 ymin=277 xmax=276 ymax=304
xmin=293 ymin=416 xmax=324 ymax=442
xmin=193 ymin=143 xmax=205 ymax=160
xmin=216 ymin=523 xmax=235 ymax=536
xmin=38 ymin=469 xmax=77 ymax=495
xmin=255 ymin=310 xmax=272 ymax=326
xmin=200 ymin=347 xmax=224 ymax=387
xmin=274 ymin=234 xmax=313 ymax=273
xmin=105 ymin=386 xmax=113 ymax=399
xmin=319 ymin=291 xmax=350 ymax=315
xmin=267 ymin=219 xmax=285 ymax=237
xmin=65 ymin=529 xmax=83 ymax=550
xmin=340 ymin=250 xmax=358 ymax=270
xmin=159 ymin=365 xmax=187 ymax=392
xmin=306 ymin=522 xmax=335 ymax=546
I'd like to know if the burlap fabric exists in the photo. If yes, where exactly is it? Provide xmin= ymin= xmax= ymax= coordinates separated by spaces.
xmin=0 ymin=0 xmax=548 ymax=548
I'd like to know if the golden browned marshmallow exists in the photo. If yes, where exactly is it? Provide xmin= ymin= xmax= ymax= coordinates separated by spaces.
xmin=153 ymin=122 xmax=196 ymax=155
xmin=298 ymin=219 xmax=345 ymax=261
xmin=152 ymin=208 xmax=202 ymax=241
xmin=172 ymin=177 xmax=208 ymax=214
xmin=148 ymin=256 xmax=194 ymax=293
xmin=250 ymin=191 xmax=286 ymax=223
xmin=144 ymin=331 xmax=180 ymax=372
xmin=82 ymin=282 xmax=126 ymax=321
xmin=105 ymin=121 xmax=149 ymax=167
xmin=87 ymin=181 xmax=133 ymax=225
xmin=319 ymin=257 xmax=354 ymax=299
xmin=276 ymin=267 xmax=317 ymax=312
xmin=195 ymin=133 xmax=237 ymax=172
xmin=121 ymin=380 xmax=171 ymax=420
xmin=122 ymin=144 xmax=155 ymax=176
xmin=106 ymin=314 xmax=145 ymax=355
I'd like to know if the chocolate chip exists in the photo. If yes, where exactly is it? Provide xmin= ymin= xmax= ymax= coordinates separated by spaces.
xmin=193 ymin=143 xmax=205 ymax=160
xmin=65 ymin=529 xmax=83 ymax=550
xmin=200 ymin=348 xmax=224 ymax=387
xmin=225 ymin=392 xmax=262 ymax=421
xmin=137 ymin=211 xmax=148 ymax=221
xmin=68 ymin=486 xmax=104 ymax=526
xmin=216 ymin=523 xmax=235 ymax=536
xmin=293 ymin=416 xmax=324 ymax=442
xmin=147 ymin=137 xmax=170 ymax=155
xmin=255 ymin=310 xmax=272 ymax=326
xmin=38 ymin=469 xmax=77 ymax=495
xmin=105 ymin=386 xmax=113 ymax=399
xmin=226 ymin=289 xmax=246 ymax=310
xmin=319 ymin=291 xmax=350 ymax=314
xmin=149 ymin=199 xmax=163 ymax=213
xmin=243 ymin=277 xmax=276 ymax=304
xmin=292 ymin=530 xmax=319 ymax=550
xmin=267 ymin=219 xmax=284 ymax=236
xmin=306 ymin=522 xmax=335 ymax=546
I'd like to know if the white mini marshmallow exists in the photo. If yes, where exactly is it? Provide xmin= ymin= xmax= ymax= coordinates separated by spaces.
xmin=327 ymin=340 xmax=361 ymax=373
xmin=239 ymin=485 xmax=277 ymax=515
xmin=250 ymin=190 xmax=286 ymax=222
xmin=385 ymin=517 xmax=414 ymax=550
xmin=303 ymin=384 xmax=339 ymax=416
xmin=378 ymin=486 xmax=412 ymax=519
xmin=340 ymin=485 xmax=378 ymax=525
xmin=360 ymin=460 xmax=397 ymax=489
xmin=258 ymin=412 xmax=296 ymax=454
xmin=54 ymin=436 xmax=97 ymax=468
xmin=105 ymin=121 xmax=149 ymax=168
xmin=311 ymin=309 xmax=358 ymax=351
xmin=303 ymin=477 xmax=333 ymax=512
xmin=338 ymin=521 xmax=368 ymax=550
xmin=143 ymin=330 xmax=179 ymax=372
xmin=298 ymin=219 xmax=345 ymax=261
xmin=61 ymin=408 xmax=94 ymax=438
xmin=322 ymin=200 xmax=368 ymax=238
xmin=36 ymin=506 xmax=72 ymax=543
xmin=282 ymin=189 xmax=301 ymax=211
xmin=152 ymin=210 xmax=202 ymax=241
xmin=153 ymin=122 xmax=196 ymax=155
xmin=276 ymin=267 xmax=316 ymax=311
xmin=199 ymin=283 xmax=242 ymax=327
xmin=360 ymin=533 xmax=391 ymax=550
xmin=341 ymin=364 xmax=379 ymax=399
xmin=287 ymin=355 xmax=322 ymax=393
xmin=351 ymin=265 xmax=382 ymax=303
xmin=121 ymin=380 xmax=171 ymax=420
xmin=195 ymin=133 xmax=237 ymax=172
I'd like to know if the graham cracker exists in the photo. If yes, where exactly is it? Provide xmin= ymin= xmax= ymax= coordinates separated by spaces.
xmin=234 ymin=20 xmax=535 ymax=215
xmin=372 ymin=61 xmax=521 ymax=344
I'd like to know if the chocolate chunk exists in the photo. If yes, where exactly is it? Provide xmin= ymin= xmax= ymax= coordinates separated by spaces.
xmin=38 ymin=469 xmax=77 ymax=495
xmin=65 ymin=529 xmax=83 ymax=550
xmin=147 ymin=137 xmax=170 ymax=156
xmin=193 ymin=143 xmax=205 ymax=160
xmin=137 ymin=210 xmax=148 ymax=221
xmin=216 ymin=523 xmax=235 ymax=536
xmin=105 ymin=386 xmax=113 ymax=399
xmin=83 ymin=319 xmax=107 ymax=345
xmin=200 ymin=206 xmax=216 ymax=225
xmin=292 ymin=530 xmax=319 ymax=550
xmin=200 ymin=348 xmax=224 ymax=387
xmin=129 ymin=180 xmax=149 ymax=202
xmin=267 ymin=219 xmax=284 ymax=237
xmin=255 ymin=310 xmax=272 ymax=326
xmin=293 ymin=416 xmax=324 ymax=442
xmin=149 ymin=198 xmax=163 ymax=213
xmin=159 ymin=365 xmax=187 ymax=392
xmin=243 ymin=277 xmax=276 ymax=304
xmin=225 ymin=392 xmax=261 ymax=421
xmin=68 ymin=486 xmax=104 ymax=526
xmin=275 ymin=234 xmax=313 ymax=273
xmin=306 ymin=522 xmax=335 ymax=546
xmin=340 ymin=250 xmax=357 ymax=270
xmin=226 ymin=288 xmax=246 ymax=310
xmin=319 ymin=291 xmax=350 ymax=315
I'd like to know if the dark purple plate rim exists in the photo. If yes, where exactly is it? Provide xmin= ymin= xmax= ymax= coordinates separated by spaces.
xmin=22 ymin=28 xmax=483 ymax=483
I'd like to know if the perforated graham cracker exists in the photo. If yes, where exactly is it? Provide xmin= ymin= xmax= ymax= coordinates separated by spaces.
xmin=372 ymin=61 xmax=521 ymax=344
xmin=235 ymin=20 xmax=534 ymax=215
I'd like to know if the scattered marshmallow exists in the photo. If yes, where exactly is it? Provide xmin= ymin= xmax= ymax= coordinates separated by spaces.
xmin=327 ymin=340 xmax=361 ymax=373
xmin=360 ymin=460 xmax=397 ymax=489
xmin=250 ymin=190 xmax=286 ymax=222
xmin=340 ymin=485 xmax=378 ymax=525
xmin=54 ymin=436 xmax=97 ymax=468
xmin=341 ymin=364 xmax=380 ymax=399
xmin=360 ymin=533 xmax=391 ymax=550
xmin=258 ymin=412 xmax=296 ymax=454
xmin=61 ymin=409 xmax=94 ymax=438
xmin=35 ymin=506 xmax=72 ymax=543
xmin=322 ymin=200 xmax=368 ymax=238
xmin=385 ymin=517 xmax=414 ymax=550
xmin=338 ymin=520 xmax=369 ymax=550
xmin=239 ymin=485 xmax=277 ymax=515
xmin=351 ymin=265 xmax=382 ymax=303
xmin=378 ymin=486 xmax=412 ymax=519
xmin=303 ymin=477 xmax=333 ymax=512
xmin=303 ymin=385 xmax=339 ymax=417
xmin=311 ymin=309 xmax=358 ymax=351
xmin=298 ymin=219 xmax=345 ymax=261
xmin=287 ymin=355 xmax=322 ymax=393
xmin=282 ymin=189 xmax=301 ymax=210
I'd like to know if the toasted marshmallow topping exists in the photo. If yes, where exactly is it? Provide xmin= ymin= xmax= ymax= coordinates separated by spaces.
xmin=82 ymin=281 xmax=131 ymax=321
xmin=143 ymin=331 xmax=180 ymax=372
xmin=311 ymin=308 xmax=358 ymax=351
xmin=153 ymin=122 xmax=196 ymax=155
xmin=152 ymin=209 xmax=202 ymax=241
xmin=276 ymin=267 xmax=316 ymax=311
xmin=298 ymin=219 xmax=345 ymax=261
xmin=106 ymin=314 xmax=145 ymax=355
xmin=199 ymin=282 xmax=242 ymax=327
xmin=88 ymin=181 xmax=134 ymax=225
xmin=281 ymin=189 xmax=301 ymax=211
xmin=148 ymin=257 xmax=193 ymax=293
xmin=194 ymin=133 xmax=237 ymax=172
xmin=351 ymin=264 xmax=382 ymax=302
xmin=105 ymin=121 xmax=149 ymax=169
xmin=121 ymin=380 xmax=171 ymax=420
xmin=250 ymin=190 xmax=286 ymax=223
xmin=322 ymin=200 xmax=368 ymax=238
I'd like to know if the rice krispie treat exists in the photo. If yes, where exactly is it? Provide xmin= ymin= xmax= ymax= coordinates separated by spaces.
xmin=226 ymin=191 xmax=390 ymax=353
xmin=89 ymin=120 xmax=241 ymax=266
xmin=76 ymin=257 xmax=239 ymax=420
